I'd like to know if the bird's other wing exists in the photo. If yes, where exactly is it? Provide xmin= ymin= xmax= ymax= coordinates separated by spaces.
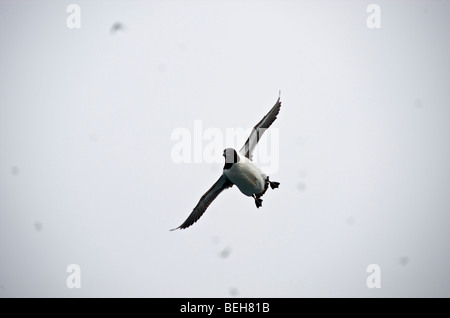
xmin=170 ymin=174 xmax=234 ymax=230
xmin=239 ymin=94 xmax=281 ymax=160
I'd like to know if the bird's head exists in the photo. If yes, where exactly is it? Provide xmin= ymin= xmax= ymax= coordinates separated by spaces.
xmin=223 ymin=148 xmax=239 ymax=167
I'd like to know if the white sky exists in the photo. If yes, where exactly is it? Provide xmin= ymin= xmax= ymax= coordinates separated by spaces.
xmin=1 ymin=0 xmax=449 ymax=297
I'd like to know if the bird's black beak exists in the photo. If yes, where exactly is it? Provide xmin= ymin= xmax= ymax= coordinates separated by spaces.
xmin=222 ymin=150 xmax=226 ymax=157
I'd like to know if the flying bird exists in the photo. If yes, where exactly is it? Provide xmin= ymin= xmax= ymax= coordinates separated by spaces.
xmin=171 ymin=94 xmax=281 ymax=230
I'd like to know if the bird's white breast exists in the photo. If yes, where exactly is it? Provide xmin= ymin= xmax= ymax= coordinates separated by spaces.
xmin=224 ymin=157 xmax=266 ymax=196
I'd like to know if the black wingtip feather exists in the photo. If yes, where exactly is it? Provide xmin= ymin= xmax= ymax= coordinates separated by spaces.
xmin=239 ymin=93 xmax=282 ymax=160
xmin=171 ymin=175 xmax=233 ymax=231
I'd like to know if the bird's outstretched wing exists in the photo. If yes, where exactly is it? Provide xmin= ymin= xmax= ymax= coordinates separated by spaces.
xmin=171 ymin=174 xmax=234 ymax=230
xmin=239 ymin=94 xmax=281 ymax=160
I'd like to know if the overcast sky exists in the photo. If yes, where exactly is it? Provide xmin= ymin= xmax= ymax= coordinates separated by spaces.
xmin=1 ymin=0 xmax=449 ymax=297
